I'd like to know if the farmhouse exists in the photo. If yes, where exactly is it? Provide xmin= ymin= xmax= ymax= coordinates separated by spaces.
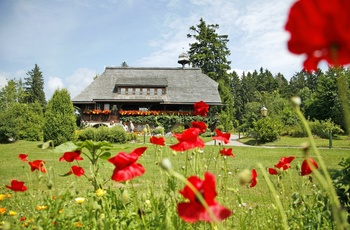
xmin=72 ymin=59 xmax=222 ymax=128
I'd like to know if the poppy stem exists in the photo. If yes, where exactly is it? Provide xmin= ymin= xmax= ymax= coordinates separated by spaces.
xmin=258 ymin=164 xmax=288 ymax=230
xmin=295 ymin=106 xmax=349 ymax=229
xmin=335 ymin=68 xmax=350 ymax=135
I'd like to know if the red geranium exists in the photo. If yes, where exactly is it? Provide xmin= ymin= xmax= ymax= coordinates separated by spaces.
xmin=108 ymin=147 xmax=147 ymax=182
xmin=301 ymin=158 xmax=319 ymax=176
xmin=219 ymin=148 xmax=234 ymax=157
xmin=59 ymin=150 xmax=83 ymax=162
xmin=285 ymin=0 xmax=350 ymax=71
xmin=68 ymin=166 xmax=85 ymax=177
xmin=191 ymin=121 xmax=207 ymax=133
xmin=212 ymin=129 xmax=231 ymax=144
xmin=177 ymin=172 xmax=232 ymax=223
xmin=193 ymin=101 xmax=209 ymax=117
xmin=250 ymin=169 xmax=258 ymax=188
xmin=28 ymin=160 xmax=46 ymax=173
xmin=170 ymin=128 xmax=205 ymax=152
xmin=150 ymin=136 xmax=165 ymax=146
xmin=6 ymin=180 xmax=27 ymax=192
xmin=18 ymin=154 xmax=28 ymax=162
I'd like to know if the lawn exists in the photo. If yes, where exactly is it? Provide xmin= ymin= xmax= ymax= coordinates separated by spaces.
xmin=0 ymin=139 xmax=349 ymax=229
xmin=239 ymin=135 xmax=350 ymax=149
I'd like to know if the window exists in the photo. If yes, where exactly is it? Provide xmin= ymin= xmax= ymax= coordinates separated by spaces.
xmin=142 ymin=88 xmax=148 ymax=95
xmin=104 ymin=104 xmax=110 ymax=110
xmin=157 ymin=88 xmax=162 ymax=95
xmin=149 ymin=88 xmax=155 ymax=95
xmin=135 ymin=88 xmax=140 ymax=95
xmin=121 ymin=88 xmax=126 ymax=94
xmin=128 ymin=88 xmax=133 ymax=95
xmin=96 ymin=104 xmax=101 ymax=110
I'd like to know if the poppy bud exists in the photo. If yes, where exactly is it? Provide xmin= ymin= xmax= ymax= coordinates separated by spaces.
xmin=122 ymin=190 xmax=130 ymax=205
xmin=160 ymin=158 xmax=172 ymax=171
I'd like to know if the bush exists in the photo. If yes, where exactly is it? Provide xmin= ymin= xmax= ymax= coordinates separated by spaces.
xmin=108 ymin=126 xmax=127 ymax=143
xmin=253 ymin=117 xmax=283 ymax=143
xmin=287 ymin=123 xmax=307 ymax=137
xmin=310 ymin=119 xmax=344 ymax=138
xmin=172 ymin=125 xmax=185 ymax=134
xmin=151 ymin=126 xmax=164 ymax=136
xmin=0 ymin=102 xmax=43 ymax=142
xmin=331 ymin=157 xmax=350 ymax=221
xmin=77 ymin=126 xmax=127 ymax=143
xmin=43 ymin=89 xmax=76 ymax=146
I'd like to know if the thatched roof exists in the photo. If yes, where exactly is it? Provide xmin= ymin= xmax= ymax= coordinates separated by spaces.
xmin=72 ymin=67 xmax=222 ymax=105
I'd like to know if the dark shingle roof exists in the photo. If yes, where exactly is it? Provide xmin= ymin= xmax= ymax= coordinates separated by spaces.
xmin=72 ymin=67 xmax=222 ymax=105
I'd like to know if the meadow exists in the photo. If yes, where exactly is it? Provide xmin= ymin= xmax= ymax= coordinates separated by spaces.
xmin=1 ymin=137 xmax=349 ymax=229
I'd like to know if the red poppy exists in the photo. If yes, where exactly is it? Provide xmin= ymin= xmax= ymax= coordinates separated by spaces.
xmin=193 ymin=101 xmax=209 ymax=117
xmin=177 ymin=172 xmax=232 ymax=223
xmin=18 ymin=154 xmax=28 ymax=162
xmin=59 ymin=150 xmax=83 ymax=162
xmin=219 ymin=148 xmax=234 ymax=157
xmin=301 ymin=158 xmax=319 ymax=176
xmin=250 ymin=169 xmax=258 ymax=188
xmin=5 ymin=180 xmax=27 ymax=192
xmin=28 ymin=160 xmax=46 ymax=173
xmin=170 ymin=128 xmax=205 ymax=152
xmin=268 ymin=168 xmax=279 ymax=175
xmin=274 ymin=156 xmax=295 ymax=170
xmin=212 ymin=129 xmax=231 ymax=144
xmin=108 ymin=147 xmax=147 ymax=182
xmin=150 ymin=136 xmax=165 ymax=146
xmin=67 ymin=166 xmax=85 ymax=177
xmin=191 ymin=121 xmax=207 ymax=133
xmin=285 ymin=0 xmax=350 ymax=71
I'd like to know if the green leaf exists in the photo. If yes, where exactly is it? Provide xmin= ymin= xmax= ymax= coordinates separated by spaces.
xmin=54 ymin=141 xmax=77 ymax=154
xmin=59 ymin=172 xmax=72 ymax=177
xmin=99 ymin=151 xmax=111 ymax=160
xmin=42 ymin=140 xmax=54 ymax=149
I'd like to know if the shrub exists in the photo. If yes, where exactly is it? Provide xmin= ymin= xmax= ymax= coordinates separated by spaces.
xmin=95 ymin=126 xmax=110 ymax=141
xmin=287 ymin=123 xmax=307 ymax=137
xmin=253 ymin=117 xmax=283 ymax=143
xmin=172 ymin=125 xmax=185 ymax=134
xmin=77 ymin=126 xmax=127 ymax=143
xmin=310 ymin=119 xmax=344 ymax=138
xmin=43 ymin=89 xmax=76 ymax=146
xmin=107 ymin=126 xmax=127 ymax=143
xmin=77 ymin=127 xmax=95 ymax=141
xmin=0 ymin=102 xmax=43 ymax=142
xmin=331 ymin=157 xmax=350 ymax=221
xmin=152 ymin=126 xmax=164 ymax=136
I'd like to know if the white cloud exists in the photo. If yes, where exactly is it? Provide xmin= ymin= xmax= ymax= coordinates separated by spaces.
xmin=0 ymin=75 xmax=7 ymax=88
xmin=46 ymin=76 xmax=64 ymax=99
xmin=66 ymin=68 xmax=96 ymax=99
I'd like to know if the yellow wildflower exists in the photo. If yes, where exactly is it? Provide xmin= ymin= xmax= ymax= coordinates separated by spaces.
xmin=9 ymin=211 xmax=17 ymax=216
xmin=75 ymin=197 xmax=85 ymax=204
xmin=36 ymin=205 xmax=48 ymax=211
xmin=75 ymin=221 xmax=83 ymax=227
xmin=95 ymin=188 xmax=106 ymax=197
xmin=0 ymin=207 xmax=6 ymax=214
xmin=6 ymin=194 xmax=11 ymax=198
xmin=58 ymin=209 xmax=63 ymax=214
xmin=0 ymin=194 xmax=5 ymax=201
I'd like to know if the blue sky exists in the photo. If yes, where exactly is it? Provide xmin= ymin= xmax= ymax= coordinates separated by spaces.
xmin=0 ymin=0 xmax=305 ymax=100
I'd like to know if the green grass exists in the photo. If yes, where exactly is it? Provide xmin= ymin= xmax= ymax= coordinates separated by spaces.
xmin=1 ymin=139 xmax=349 ymax=229
xmin=240 ymin=135 xmax=350 ymax=148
